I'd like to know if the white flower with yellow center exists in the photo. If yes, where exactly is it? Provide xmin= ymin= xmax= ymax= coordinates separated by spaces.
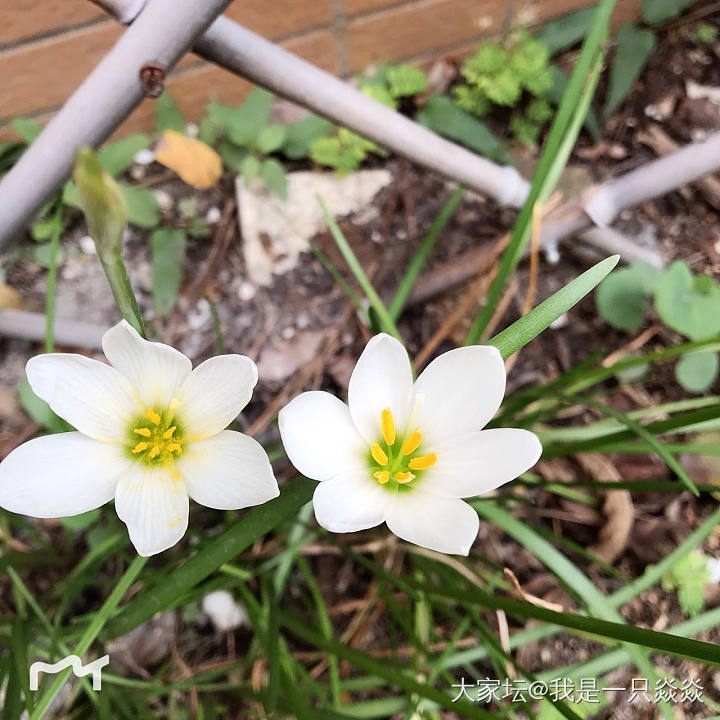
xmin=0 ymin=320 xmax=279 ymax=556
xmin=279 ymin=334 xmax=541 ymax=555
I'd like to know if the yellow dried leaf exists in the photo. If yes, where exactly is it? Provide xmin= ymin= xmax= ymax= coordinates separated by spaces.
xmin=0 ymin=283 xmax=20 ymax=309
xmin=155 ymin=130 xmax=222 ymax=189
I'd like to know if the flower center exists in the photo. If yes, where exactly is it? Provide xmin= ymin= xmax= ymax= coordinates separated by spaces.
xmin=369 ymin=407 xmax=436 ymax=490
xmin=127 ymin=405 xmax=184 ymax=466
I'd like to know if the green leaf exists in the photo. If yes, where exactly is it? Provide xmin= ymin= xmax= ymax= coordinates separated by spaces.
xmin=510 ymin=115 xmax=542 ymax=145
xmin=453 ymin=84 xmax=493 ymax=117
xmin=462 ymin=43 xmax=509 ymax=79
xmin=11 ymin=117 xmax=42 ymax=144
xmin=31 ymin=241 xmax=66 ymax=269
xmin=596 ymin=265 xmax=650 ymax=331
xmin=60 ymin=509 xmax=101 ymax=532
xmin=256 ymin=124 xmax=287 ymax=154
xmin=655 ymin=260 xmax=720 ymax=340
xmin=120 ymin=185 xmax=160 ymax=228
xmin=385 ymin=64 xmax=428 ymax=97
xmin=604 ymin=23 xmax=656 ymax=118
xmin=155 ymin=90 xmax=186 ymax=133
xmin=526 ymin=98 xmax=554 ymax=124
xmin=97 ymin=134 xmax=151 ymax=176
xmin=661 ymin=550 xmax=711 ymax=616
xmin=547 ymin=65 xmax=603 ymax=141
xmin=150 ymin=228 xmax=186 ymax=316
xmin=197 ymin=114 xmax=221 ymax=146
xmin=675 ymin=351 xmax=719 ymax=393
xmin=643 ymin=0 xmax=697 ymax=25
xmin=106 ymin=476 xmax=316 ymax=639
xmin=283 ymin=115 xmax=335 ymax=159
xmin=483 ymin=67 xmax=522 ymax=106
xmin=239 ymin=154 xmax=261 ymax=185
xmin=416 ymin=96 xmax=509 ymax=163
xmin=535 ymin=7 xmax=596 ymax=55
xmin=261 ymin=158 xmax=287 ymax=199
xmin=17 ymin=379 xmax=72 ymax=433
xmin=489 ymin=255 xmax=620 ymax=358
xmin=228 ymin=88 xmax=274 ymax=146
xmin=218 ymin=138 xmax=248 ymax=172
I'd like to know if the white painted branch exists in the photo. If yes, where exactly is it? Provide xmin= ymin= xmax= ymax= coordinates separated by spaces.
xmin=195 ymin=18 xmax=530 ymax=208
xmin=0 ymin=310 xmax=107 ymax=349
xmin=89 ymin=0 xmax=146 ymax=24
xmin=541 ymin=130 xmax=720 ymax=248
xmin=0 ymin=0 xmax=231 ymax=248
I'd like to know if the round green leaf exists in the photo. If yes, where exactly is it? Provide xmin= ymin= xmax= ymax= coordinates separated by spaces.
xmin=256 ymin=124 xmax=287 ymax=154
xmin=675 ymin=351 xmax=719 ymax=394
xmin=655 ymin=261 xmax=720 ymax=340
xmin=596 ymin=267 xmax=649 ymax=331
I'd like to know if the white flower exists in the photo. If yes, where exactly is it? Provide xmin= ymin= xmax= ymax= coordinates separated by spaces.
xmin=0 ymin=320 xmax=279 ymax=556
xmin=279 ymin=334 xmax=541 ymax=555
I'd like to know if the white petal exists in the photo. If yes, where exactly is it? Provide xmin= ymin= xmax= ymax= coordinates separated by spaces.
xmin=26 ymin=354 xmax=141 ymax=443
xmin=348 ymin=334 xmax=414 ymax=443
xmin=175 ymin=355 xmax=258 ymax=440
xmin=413 ymin=345 xmax=506 ymax=445
xmin=179 ymin=431 xmax=279 ymax=510
xmin=115 ymin=463 xmax=189 ymax=556
xmin=279 ymin=391 xmax=366 ymax=481
xmin=0 ymin=432 xmax=128 ymax=517
xmin=386 ymin=491 xmax=479 ymax=555
xmin=102 ymin=320 xmax=191 ymax=408
xmin=313 ymin=469 xmax=391 ymax=532
xmin=420 ymin=429 xmax=542 ymax=498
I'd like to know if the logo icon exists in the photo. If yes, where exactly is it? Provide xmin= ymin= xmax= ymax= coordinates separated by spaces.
xmin=29 ymin=655 xmax=110 ymax=691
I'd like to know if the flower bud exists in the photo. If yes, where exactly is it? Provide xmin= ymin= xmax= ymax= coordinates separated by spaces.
xmin=72 ymin=147 xmax=127 ymax=261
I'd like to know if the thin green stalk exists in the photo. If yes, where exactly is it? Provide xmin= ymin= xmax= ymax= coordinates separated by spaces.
xmin=466 ymin=0 xmax=615 ymax=344
xmin=318 ymin=196 xmax=402 ymax=340
xmin=44 ymin=203 xmax=64 ymax=353
xmin=297 ymin=555 xmax=342 ymax=709
xmin=311 ymin=243 xmax=368 ymax=320
xmin=29 ymin=555 xmax=146 ymax=720
xmin=207 ymin=296 xmax=224 ymax=354
xmin=98 ymin=255 xmax=145 ymax=337
xmin=389 ymin=186 xmax=464 ymax=320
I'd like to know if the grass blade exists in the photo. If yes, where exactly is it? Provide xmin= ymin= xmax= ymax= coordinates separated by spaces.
xmin=318 ymin=196 xmax=401 ymax=340
xmin=487 ymin=255 xmax=618 ymax=358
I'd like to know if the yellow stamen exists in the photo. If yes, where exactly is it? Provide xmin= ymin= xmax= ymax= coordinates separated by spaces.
xmin=133 ymin=427 xmax=151 ymax=437
xmin=370 ymin=442 xmax=389 ymax=466
xmin=408 ymin=452 xmax=437 ymax=470
xmin=166 ymin=443 xmax=182 ymax=454
xmin=381 ymin=408 xmax=396 ymax=446
xmin=395 ymin=471 xmax=415 ymax=484
xmin=401 ymin=429 xmax=422 ymax=456
xmin=149 ymin=445 xmax=161 ymax=459
xmin=163 ymin=426 xmax=177 ymax=440
xmin=146 ymin=408 xmax=161 ymax=426
xmin=373 ymin=470 xmax=390 ymax=485
xmin=132 ymin=442 xmax=149 ymax=454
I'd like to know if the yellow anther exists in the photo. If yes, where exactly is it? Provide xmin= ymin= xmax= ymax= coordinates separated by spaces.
xmin=408 ymin=452 xmax=437 ymax=470
xmin=163 ymin=426 xmax=177 ymax=440
xmin=370 ymin=442 xmax=389 ymax=466
xmin=373 ymin=470 xmax=390 ymax=485
xmin=166 ymin=443 xmax=182 ymax=454
xmin=381 ymin=408 xmax=396 ymax=446
xmin=133 ymin=427 xmax=152 ymax=437
xmin=132 ymin=442 xmax=149 ymax=454
xmin=401 ymin=429 xmax=422 ymax=456
xmin=395 ymin=471 xmax=415 ymax=484
xmin=146 ymin=408 xmax=161 ymax=426
xmin=149 ymin=445 xmax=161 ymax=459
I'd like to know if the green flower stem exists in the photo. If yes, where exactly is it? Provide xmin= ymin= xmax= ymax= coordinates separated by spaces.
xmin=29 ymin=555 xmax=147 ymax=720
xmin=44 ymin=202 xmax=64 ymax=353
xmin=98 ymin=254 xmax=145 ymax=337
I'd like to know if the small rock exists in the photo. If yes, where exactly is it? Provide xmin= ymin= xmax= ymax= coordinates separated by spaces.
xmin=257 ymin=331 xmax=325 ymax=383
xmin=133 ymin=148 xmax=155 ymax=166
xmin=205 ymin=206 xmax=221 ymax=224
xmin=106 ymin=611 xmax=176 ymax=677
xmin=238 ymin=280 xmax=257 ymax=302
xmin=78 ymin=235 xmax=97 ymax=255
xmin=153 ymin=189 xmax=174 ymax=212
xmin=202 ymin=590 xmax=250 ymax=632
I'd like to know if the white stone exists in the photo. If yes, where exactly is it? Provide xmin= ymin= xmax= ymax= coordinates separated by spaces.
xmin=133 ymin=149 xmax=155 ymax=166
xmin=236 ymin=170 xmax=392 ymax=285
xmin=202 ymin=591 xmax=249 ymax=632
